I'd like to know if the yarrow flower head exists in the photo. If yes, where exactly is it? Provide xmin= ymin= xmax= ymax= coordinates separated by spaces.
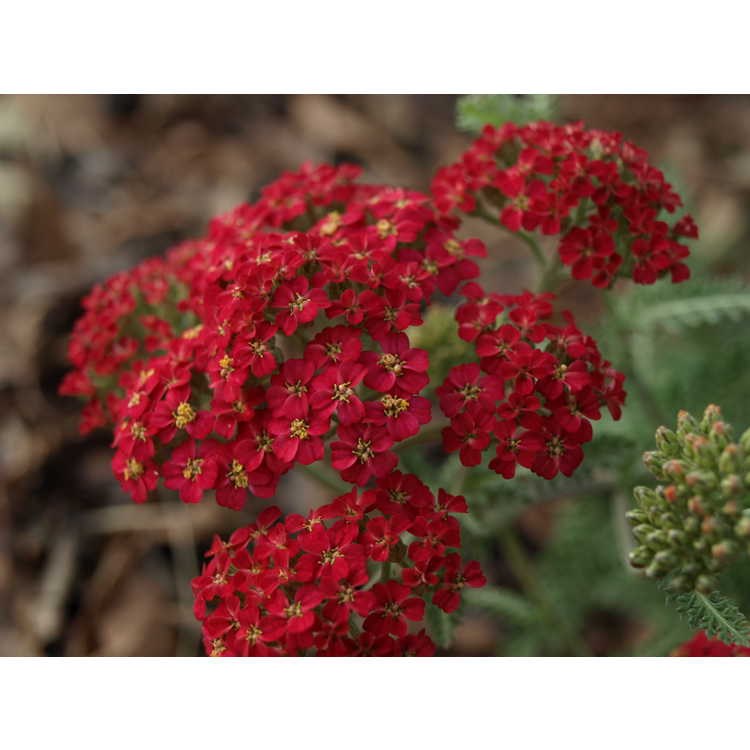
xmin=192 ymin=478 xmax=485 ymax=656
xmin=431 ymin=121 xmax=697 ymax=288
xmin=438 ymin=283 xmax=626 ymax=480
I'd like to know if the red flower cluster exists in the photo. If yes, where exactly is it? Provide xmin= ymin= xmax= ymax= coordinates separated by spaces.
xmin=60 ymin=136 xmax=678 ymax=657
xmin=431 ymin=121 xmax=697 ymax=287
xmin=673 ymin=631 xmax=750 ymax=657
xmin=192 ymin=477 xmax=485 ymax=656
xmin=61 ymin=163 xmax=486 ymax=506
xmin=437 ymin=283 xmax=626 ymax=479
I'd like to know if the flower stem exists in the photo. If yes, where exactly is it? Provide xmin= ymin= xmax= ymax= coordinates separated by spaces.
xmin=499 ymin=527 xmax=591 ymax=655
xmin=473 ymin=203 xmax=547 ymax=269
xmin=602 ymin=294 xmax=669 ymax=426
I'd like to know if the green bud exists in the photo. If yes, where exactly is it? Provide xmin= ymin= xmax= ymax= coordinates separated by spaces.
xmin=719 ymin=445 xmax=741 ymax=475
xmin=711 ymin=540 xmax=737 ymax=561
xmin=633 ymin=486 xmax=658 ymax=508
xmin=695 ymin=574 xmax=717 ymax=594
xmin=646 ymin=530 xmax=668 ymax=548
xmin=667 ymin=529 xmax=686 ymax=546
xmin=677 ymin=409 xmax=699 ymax=435
xmin=684 ymin=517 xmax=700 ymax=534
xmin=735 ymin=517 xmax=750 ymax=538
xmin=721 ymin=474 xmax=743 ymax=497
xmin=667 ymin=575 xmax=692 ymax=593
xmin=628 ymin=547 xmax=651 ymax=568
xmin=645 ymin=561 xmax=665 ymax=579
xmin=663 ymin=459 xmax=685 ymax=478
xmin=643 ymin=451 xmax=664 ymax=476
xmin=653 ymin=550 xmax=677 ymax=569
xmin=632 ymin=524 xmax=653 ymax=541
xmin=626 ymin=509 xmax=648 ymax=524
xmin=685 ymin=471 xmax=716 ymax=489
xmin=654 ymin=426 xmax=679 ymax=455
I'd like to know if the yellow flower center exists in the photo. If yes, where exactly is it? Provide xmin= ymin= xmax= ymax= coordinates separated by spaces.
xmin=284 ymin=602 xmax=303 ymax=619
xmin=173 ymin=401 xmax=196 ymax=429
xmin=245 ymin=625 xmax=263 ymax=645
xmin=256 ymin=431 xmax=274 ymax=453
xmin=182 ymin=457 xmax=204 ymax=480
xmin=376 ymin=218 xmax=396 ymax=239
xmin=123 ymin=458 xmax=144 ymax=481
xmin=353 ymin=437 xmax=374 ymax=463
xmin=286 ymin=380 xmax=308 ymax=396
xmin=288 ymin=293 xmax=309 ymax=313
xmin=332 ymin=381 xmax=353 ymax=403
xmin=388 ymin=489 xmax=408 ymax=504
xmin=459 ymin=383 xmax=482 ymax=401
xmin=219 ymin=354 xmax=234 ymax=378
xmin=321 ymin=547 xmax=343 ymax=566
xmin=227 ymin=459 xmax=248 ymax=489
xmin=130 ymin=421 xmax=148 ymax=441
xmin=378 ymin=352 xmax=405 ymax=374
xmin=325 ymin=342 xmax=343 ymax=360
xmin=320 ymin=211 xmax=342 ymax=236
xmin=381 ymin=394 xmax=410 ymax=418
xmin=210 ymin=638 xmax=226 ymax=657
xmin=289 ymin=419 xmax=310 ymax=440
xmin=444 ymin=238 xmax=463 ymax=257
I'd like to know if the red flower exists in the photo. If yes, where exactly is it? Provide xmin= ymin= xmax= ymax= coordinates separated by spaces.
xmin=437 ymin=362 xmax=504 ymax=418
xmin=163 ymin=440 xmax=218 ymax=503
xmin=268 ymin=411 xmax=328 ymax=465
xmin=271 ymin=276 xmax=330 ymax=335
xmin=517 ymin=420 xmax=585 ymax=479
xmin=442 ymin=410 xmax=493 ymax=467
xmin=432 ymin=556 xmax=487 ymax=613
xmin=266 ymin=586 xmax=324 ymax=635
xmin=673 ymin=631 xmax=750 ymax=657
xmin=309 ymin=362 xmax=367 ymax=424
xmin=361 ymin=333 xmax=429 ymax=395
xmin=229 ymin=605 xmax=286 ymax=657
xmin=359 ymin=581 xmax=425 ymax=638
xmin=362 ymin=516 xmax=410 ymax=562
xmin=331 ymin=424 xmax=396 ymax=486
xmin=112 ymin=452 xmax=158 ymax=503
xmin=366 ymin=392 xmax=432 ymax=441
xmin=267 ymin=358 xmax=317 ymax=417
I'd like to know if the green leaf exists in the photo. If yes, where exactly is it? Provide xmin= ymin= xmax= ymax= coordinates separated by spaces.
xmin=456 ymin=95 xmax=558 ymax=133
xmin=463 ymin=586 xmax=536 ymax=624
xmin=425 ymin=603 xmax=454 ymax=649
xmin=666 ymin=590 xmax=750 ymax=646
xmin=638 ymin=292 xmax=750 ymax=334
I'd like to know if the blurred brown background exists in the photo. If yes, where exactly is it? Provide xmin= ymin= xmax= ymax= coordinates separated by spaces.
xmin=1 ymin=94 xmax=748 ymax=656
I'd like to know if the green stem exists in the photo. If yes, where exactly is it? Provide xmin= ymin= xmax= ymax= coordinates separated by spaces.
xmin=602 ymin=294 xmax=668 ymax=426
xmin=473 ymin=203 xmax=546 ymax=269
xmin=381 ymin=561 xmax=391 ymax=583
xmin=536 ymin=254 xmax=565 ymax=294
xmin=499 ymin=527 xmax=591 ymax=656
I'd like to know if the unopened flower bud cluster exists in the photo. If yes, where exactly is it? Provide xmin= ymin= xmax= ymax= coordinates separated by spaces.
xmin=628 ymin=405 xmax=750 ymax=592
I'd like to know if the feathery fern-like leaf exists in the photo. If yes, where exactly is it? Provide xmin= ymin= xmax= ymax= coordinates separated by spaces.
xmin=456 ymin=94 xmax=558 ymax=133
xmin=666 ymin=590 xmax=750 ymax=646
